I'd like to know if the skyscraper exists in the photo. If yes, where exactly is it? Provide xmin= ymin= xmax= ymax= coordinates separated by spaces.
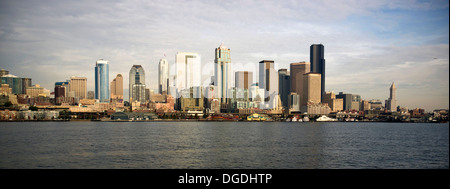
xmin=214 ymin=42 xmax=231 ymax=104
xmin=278 ymin=69 xmax=290 ymax=108
xmin=95 ymin=59 xmax=109 ymax=101
xmin=70 ymin=76 xmax=87 ymax=99
xmin=259 ymin=60 xmax=278 ymax=106
xmin=303 ymin=73 xmax=322 ymax=105
xmin=158 ymin=59 xmax=169 ymax=95
xmin=110 ymin=74 xmax=123 ymax=100
xmin=129 ymin=65 xmax=146 ymax=103
xmin=385 ymin=82 xmax=397 ymax=112
xmin=290 ymin=62 xmax=310 ymax=106
xmin=310 ymin=44 xmax=325 ymax=101
xmin=235 ymin=71 xmax=253 ymax=90
xmin=175 ymin=52 xmax=201 ymax=97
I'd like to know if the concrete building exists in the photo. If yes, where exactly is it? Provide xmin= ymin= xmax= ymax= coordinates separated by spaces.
xmin=70 ymin=76 xmax=87 ymax=99
xmin=310 ymin=44 xmax=325 ymax=101
xmin=95 ymin=59 xmax=109 ymax=102
xmin=214 ymin=43 xmax=231 ymax=104
xmin=235 ymin=71 xmax=253 ymax=90
xmin=290 ymin=62 xmax=310 ymax=106
xmin=129 ymin=65 xmax=146 ymax=103
xmin=158 ymin=59 xmax=169 ymax=95
xmin=110 ymin=74 xmax=123 ymax=101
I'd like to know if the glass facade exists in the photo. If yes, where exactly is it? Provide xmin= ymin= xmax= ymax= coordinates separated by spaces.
xmin=95 ymin=60 xmax=109 ymax=101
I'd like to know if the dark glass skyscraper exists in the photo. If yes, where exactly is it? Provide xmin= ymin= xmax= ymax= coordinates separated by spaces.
xmin=310 ymin=44 xmax=325 ymax=101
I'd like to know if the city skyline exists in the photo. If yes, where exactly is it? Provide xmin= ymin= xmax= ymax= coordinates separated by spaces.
xmin=0 ymin=0 xmax=448 ymax=111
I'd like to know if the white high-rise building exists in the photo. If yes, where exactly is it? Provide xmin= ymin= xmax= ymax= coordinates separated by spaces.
xmin=259 ymin=60 xmax=279 ymax=109
xmin=214 ymin=42 xmax=231 ymax=104
xmin=175 ymin=52 xmax=201 ymax=98
xmin=158 ymin=59 xmax=169 ymax=95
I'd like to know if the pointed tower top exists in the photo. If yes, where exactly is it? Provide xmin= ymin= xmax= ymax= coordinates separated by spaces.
xmin=219 ymin=42 xmax=227 ymax=49
xmin=391 ymin=82 xmax=396 ymax=88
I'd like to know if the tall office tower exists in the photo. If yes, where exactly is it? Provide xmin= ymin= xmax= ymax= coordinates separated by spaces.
xmin=70 ymin=76 xmax=87 ymax=99
xmin=95 ymin=59 xmax=109 ymax=101
xmin=129 ymin=65 xmax=146 ymax=103
xmin=110 ymin=74 xmax=123 ymax=100
xmin=158 ymin=59 xmax=169 ymax=95
xmin=310 ymin=44 xmax=325 ymax=101
xmin=259 ymin=60 xmax=278 ymax=103
xmin=303 ymin=73 xmax=321 ymax=105
xmin=235 ymin=71 xmax=253 ymax=90
xmin=214 ymin=42 xmax=231 ymax=104
xmin=278 ymin=69 xmax=290 ymax=108
xmin=385 ymin=82 xmax=397 ymax=112
xmin=290 ymin=62 xmax=310 ymax=106
xmin=175 ymin=52 xmax=201 ymax=97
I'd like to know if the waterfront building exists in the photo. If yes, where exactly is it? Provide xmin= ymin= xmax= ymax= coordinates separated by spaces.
xmin=175 ymin=52 xmax=201 ymax=97
xmin=214 ymin=43 xmax=231 ymax=105
xmin=310 ymin=44 xmax=325 ymax=101
xmin=158 ymin=59 xmax=169 ymax=95
xmin=302 ymin=102 xmax=331 ymax=115
xmin=290 ymin=62 xmax=310 ymax=106
xmin=385 ymin=82 xmax=397 ymax=112
xmin=70 ymin=76 xmax=87 ymax=99
xmin=95 ymin=59 xmax=109 ymax=102
xmin=288 ymin=92 xmax=300 ymax=113
xmin=110 ymin=74 xmax=123 ymax=101
xmin=278 ymin=69 xmax=290 ymax=109
xmin=235 ymin=71 xmax=253 ymax=90
xmin=129 ymin=65 xmax=146 ymax=103
xmin=259 ymin=60 xmax=278 ymax=108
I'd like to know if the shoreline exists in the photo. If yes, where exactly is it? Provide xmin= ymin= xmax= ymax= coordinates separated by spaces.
xmin=0 ymin=119 xmax=446 ymax=123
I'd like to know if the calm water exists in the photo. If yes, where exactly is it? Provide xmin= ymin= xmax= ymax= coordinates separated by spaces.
xmin=0 ymin=121 xmax=448 ymax=169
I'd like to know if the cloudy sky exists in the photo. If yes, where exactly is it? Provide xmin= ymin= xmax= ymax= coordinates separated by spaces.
xmin=0 ymin=0 xmax=448 ymax=111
